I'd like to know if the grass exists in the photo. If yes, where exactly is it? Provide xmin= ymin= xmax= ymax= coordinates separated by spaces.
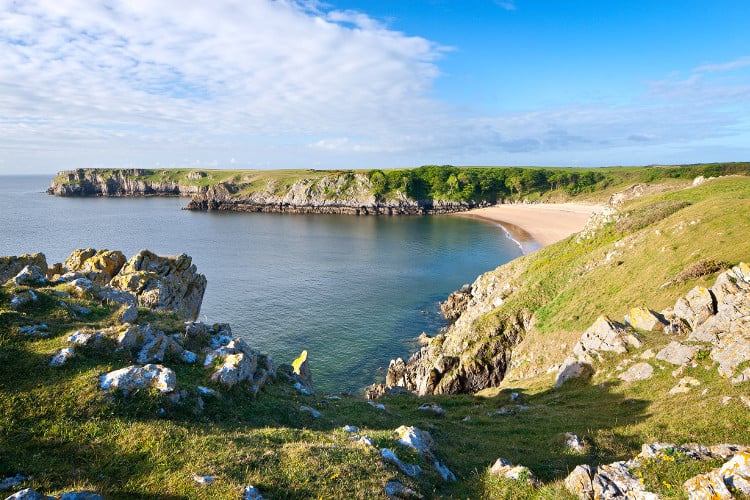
xmin=5 ymin=175 xmax=750 ymax=498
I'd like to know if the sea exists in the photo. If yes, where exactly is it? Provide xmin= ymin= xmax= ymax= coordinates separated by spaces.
xmin=0 ymin=175 xmax=522 ymax=392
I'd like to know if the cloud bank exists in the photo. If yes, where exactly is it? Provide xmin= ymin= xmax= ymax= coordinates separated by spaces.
xmin=0 ymin=0 xmax=748 ymax=172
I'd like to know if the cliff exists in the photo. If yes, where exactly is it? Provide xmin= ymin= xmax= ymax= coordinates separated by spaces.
xmin=369 ymin=175 xmax=750 ymax=398
xmin=47 ymin=168 xmax=205 ymax=197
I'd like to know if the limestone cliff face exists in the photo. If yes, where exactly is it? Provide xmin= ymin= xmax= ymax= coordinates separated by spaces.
xmin=48 ymin=169 xmax=486 ymax=215
xmin=47 ymin=169 xmax=205 ymax=197
xmin=370 ymin=264 xmax=531 ymax=396
xmin=184 ymin=173 xmax=484 ymax=215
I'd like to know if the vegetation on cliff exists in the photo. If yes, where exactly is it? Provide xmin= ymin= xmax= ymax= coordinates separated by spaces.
xmin=49 ymin=162 xmax=750 ymax=205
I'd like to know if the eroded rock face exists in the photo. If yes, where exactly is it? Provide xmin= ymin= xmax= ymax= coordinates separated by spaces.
xmin=624 ymin=307 xmax=666 ymax=332
xmin=440 ymin=285 xmax=472 ymax=323
xmin=204 ymin=338 xmax=275 ymax=393
xmin=110 ymin=250 xmax=207 ymax=321
xmin=573 ymin=316 xmax=642 ymax=360
xmin=99 ymin=364 xmax=176 ymax=395
xmin=60 ymin=248 xmax=126 ymax=284
xmin=0 ymin=253 xmax=48 ymax=284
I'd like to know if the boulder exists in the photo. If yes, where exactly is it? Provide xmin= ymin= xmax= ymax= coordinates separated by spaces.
xmin=711 ymin=340 xmax=750 ymax=378
xmin=0 ymin=253 xmax=47 ymax=284
xmin=9 ymin=290 xmax=37 ymax=310
xmin=242 ymin=485 xmax=265 ymax=500
xmin=565 ymin=433 xmax=586 ymax=453
xmin=384 ymin=481 xmax=421 ymax=499
xmin=50 ymin=347 xmax=75 ymax=367
xmin=110 ymin=250 xmax=207 ymax=321
xmin=624 ymin=307 xmax=666 ymax=332
xmin=673 ymin=286 xmax=716 ymax=330
xmin=669 ymin=376 xmax=701 ymax=395
xmin=291 ymin=350 xmax=314 ymax=394
xmin=555 ymin=356 xmax=592 ymax=388
xmin=683 ymin=470 xmax=732 ymax=499
xmin=655 ymin=341 xmax=702 ymax=366
xmin=60 ymin=248 xmax=126 ymax=285
xmin=573 ymin=316 xmax=641 ymax=360
xmin=489 ymin=458 xmax=539 ymax=487
xmin=59 ymin=493 xmax=105 ymax=500
xmin=565 ymin=465 xmax=595 ymax=498
xmin=99 ymin=364 xmax=176 ymax=395
xmin=0 ymin=474 xmax=25 ymax=491
xmin=394 ymin=426 xmax=434 ymax=455
xmin=3 ymin=489 xmax=54 ymax=500
xmin=618 ymin=362 xmax=654 ymax=382
xmin=204 ymin=338 xmax=274 ymax=392
xmin=9 ymin=265 xmax=48 ymax=286
xmin=299 ymin=405 xmax=321 ymax=418
xmin=417 ymin=403 xmax=446 ymax=416
xmin=380 ymin=448 xmax=421 ymax=477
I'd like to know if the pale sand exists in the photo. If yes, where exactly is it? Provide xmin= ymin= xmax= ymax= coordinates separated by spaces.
xmin=457 ymin=203 xmax=602 ymax=253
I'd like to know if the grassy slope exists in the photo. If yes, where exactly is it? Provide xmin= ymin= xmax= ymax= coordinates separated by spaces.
xmin=3 ymin=176 xmax=750 ymax=499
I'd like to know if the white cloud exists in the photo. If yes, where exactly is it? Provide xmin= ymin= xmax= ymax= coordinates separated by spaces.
xmin=495 ymin=1 xmax=517 ymax=11
xmin=0 ymin=1 xmax=748 ymax=172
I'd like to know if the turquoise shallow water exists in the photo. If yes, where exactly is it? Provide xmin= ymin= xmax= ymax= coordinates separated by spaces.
xmin=0 ymin=175 xmax=521 ymax=391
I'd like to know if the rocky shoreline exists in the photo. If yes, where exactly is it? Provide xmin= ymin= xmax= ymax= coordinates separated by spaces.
xmin=47 ymin=168 xmax=489 ymax=216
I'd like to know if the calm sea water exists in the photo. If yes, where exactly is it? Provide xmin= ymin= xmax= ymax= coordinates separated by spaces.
xmin=0 ymin=175 xmax=521 ymax=391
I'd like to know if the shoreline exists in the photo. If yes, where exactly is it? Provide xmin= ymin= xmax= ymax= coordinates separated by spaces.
xmin=456 ymin=203 xmax=602 ymax=253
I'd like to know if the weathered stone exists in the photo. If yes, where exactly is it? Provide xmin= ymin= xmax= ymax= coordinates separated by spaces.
xmin=624 ymin=307 xmax=666 ymax=332
xmin=417 ymin=403 xmax=446 ymax=416
xmin=565 ymin=433 xmax=586 ymax=453
xmin=555 ymin=355 xmax=592 ymax=388
xmin=350 ymin=435 xmax=375 ymax=447
xmin=120 ymin=304 xmax=139 ymax=324
xmin=669 ymin=376 xmax=701 ymax=395
xmin=489 ymin=458 xmax=539 ymax=487
xmin=618 ymin=362 xmax=654 ymax=382
xmin=61 ymin=248 xmax=126 ymax=285
xmin=440 ymin=286 xmax=472 ymax=323
xmin=592 ymin=462 xmax=657 ymax=500
xmin=110 ymin=250 xmax=207 ymax=321
xmin=99 ymin=364 xmax=176 ymax=395
xmin=673 ymin=286 xmax=716 ymax=329
xmin=9 ymin=265 xmax=48 ymax=286
xmin=0 ymin=475 xmax=25 ymax=491
xmin=573 ymin=316 xmax=641 ymax=360
xmin=384 ymin=481 xmax=421 ymax=499
xmin=712 ymin=340 xmax=750 ymax=378
xmin=0 ymin=253 xmax=47 ymax=284
xmin=299 ymin=405 xmax=321 ymax=418
xmin=565 ymin=464 xmax=595 ymax=498
xmin=731 ymin=367 xmax=750 ymax=385
xmin=433 ymin=460 xmax=457 ymax=482
xmin=242 ymin=485 xmax=265 ymax=500
xmin=204 ymin=338 xmax=271 ymax=390
xmin=192 ymin=475 xmax=215 ymax=485
xmin=683 ymin=470 xmax=732 ymax=499
xmin=9 ymin=290 xmax=37 ymax=310
xmin=17 ymin=324 xmax=48 ymax=337
xmin=656 ymin=341 xmax=702 ymax=366
xmin=137 ymin=333 xmax=182 ymax=365
xmin=710 ymin=444 xmax=750 ymax=460
xmin=291 ymin=350 xmax=314 ymax=395
xmin=3 ymin=489 xmax=54 ymax=500
xmin=67 ymin=331 xmax=102 ymax=346
xmin=342 ymin=425 xmax=359 ymax=433
xmin=394 ymin=426 xmax=434 ymax=455
xmin=381 ymin=448 xmax=421 ymax=477
xmin=50 ymin=347 xmax=75 ymax=367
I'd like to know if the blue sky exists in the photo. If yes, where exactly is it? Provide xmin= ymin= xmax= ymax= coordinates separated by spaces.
xmin=1 ymin=0 xmax=749 ymax=174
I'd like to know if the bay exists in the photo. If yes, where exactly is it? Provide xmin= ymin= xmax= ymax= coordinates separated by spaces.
xmin=0 ymin=175 xmax=521 ymax=392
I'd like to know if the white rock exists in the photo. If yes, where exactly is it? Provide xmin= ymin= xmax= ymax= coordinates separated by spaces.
xmin=192 ymin=475 xmax=215 ymax=485
xmin=99 ymin=364 xmax=176 ymax=395
xmin=50 ymin=347 xmax=75 ymax=367
xmin=342 ymin=425 xmax=359 ymax=433
xmin=565 ymin=433 xmax=586 ymax=453
xmin=299 ymin=405 xmax=321 ymax=418
xmin=242 ymin=485 xmax=264 ymax=500
xmin=381 ymin=448 xmax=421 ymax=477
xmin=394 ymin=426 xmax=433 ymax=455
xmin=384 ymin=481 xmax=419 ymax=499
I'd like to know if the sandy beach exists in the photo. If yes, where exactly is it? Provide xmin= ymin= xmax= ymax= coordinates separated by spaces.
xmin=457 ymin=203 xmax=602 ymax=253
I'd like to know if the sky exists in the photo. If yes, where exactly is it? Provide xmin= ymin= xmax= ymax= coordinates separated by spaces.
xmin=1 ymin=0 xmax=749 ymax=174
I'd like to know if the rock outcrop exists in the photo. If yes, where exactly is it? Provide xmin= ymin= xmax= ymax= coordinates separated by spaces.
xmin=0 ymin=254 xmax=48 ymax=284
xmin=110 ymin=250 xmax=207 ymax=321
xmin=370 ymin=268 xmax=525 ymax=396
xmin=47 ymin=169 xmax=205 ymax=197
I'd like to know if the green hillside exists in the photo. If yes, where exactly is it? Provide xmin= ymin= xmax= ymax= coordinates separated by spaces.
xmin=4 ymin=175 xmax=750 ymax=498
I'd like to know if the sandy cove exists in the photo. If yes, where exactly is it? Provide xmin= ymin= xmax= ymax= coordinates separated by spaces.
xmin=457 ymin=203 xmax=602 ymax=253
